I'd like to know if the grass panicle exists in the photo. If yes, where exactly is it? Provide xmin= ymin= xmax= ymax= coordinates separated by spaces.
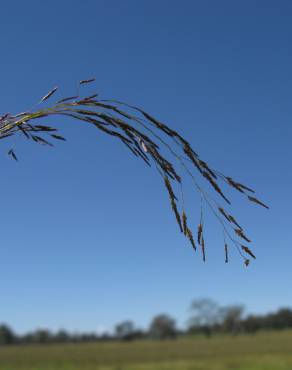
xmin=0 ymin=79 xmax=269 ymax=265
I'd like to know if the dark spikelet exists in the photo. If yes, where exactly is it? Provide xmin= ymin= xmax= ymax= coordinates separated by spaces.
xmin=40 ymin=86 xmax=58 ymax=103
xmin=218 ymin=207 xmax=231 ymax=222
xmin=228 ymin=214 xmax=242 ymax=229
xmin=18 ymin=126 xmax=30 ymax=139
xmin=34 ymin=125 xmax=57 ymax=132
xmin=57 ymin=96 xmax=78 ymax=104
xmin=170 ymin=198 xmax=183 ymax=233
xmin=241 ymin=245 xmax=256 ymax=259
xmin=148 ymin=147 xmax=181 ymax=182
xmin=226 ymin=177 xmax=244 ymax=193
xmin=8 ymin=149 xmax=18 ymax=161
xmin=197 ymin=224 xmax=203 ymax=245
xmin=182 ymin=211 xmax=187 ymax=235
xmin=186 ymin=227 xmax=196 ymax=250
xmin=80 ymin=78 xmax=95 ymax=85
xmin=31 ymin=135 xmax=54 ymax=147
xmin=51 ymin=134 xmax=66 ymax=141
xmin=225 ymin=243 xmax=229 ymax=263
xmin=83 ymin=94 xmax=98 ymax=101
xmin=122 ymin=141 xmax=139 ymax=158
xmin=131 ymin=140 xmax=150 ymax=164
xmin=140 ymin=110 xmax=176 ymax=137
xmin=201 ymin=237 xmax=206 ymax=262
xmin=164 ymin=176 xmax=178 ymax=201
xmin=164 ymin=176 xmax=182 ymax=232
xmin=26 ymin=123 xmax=37 ymax=131
xmin=132 ymin=148 xmax=151 ymax=166
xmin=191 ymin=158 xmax=203 ymax=174
xmin=235 ymin=228 xmax=251 ymax=243
xmin=236 ymin=182 xmax=255 ymax=194
xmin=227 ymin=178 xmax=255 ymax=194
xmin=248 ymin=196 xmax=269 ymax=209
xmin=120 ymin=137 xmax=150 ymax=167
xmin=69 ymin=109 xmax=100 ymax=117
xmin=183 ymin=145 xmax=203 ymax=173
xmin=203 ymin=172 xmax=231 ymax=204
xmin=244 ymin=259 xmax=250 ymax=267
xmin=95 ymin=103 xmax=133 ymax=120
xmin=199 ymin=160 xmax=217 ymax=179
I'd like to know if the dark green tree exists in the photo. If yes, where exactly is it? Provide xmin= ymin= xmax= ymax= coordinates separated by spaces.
xmin=221 ymin=305 xmax=245 ymax=335
xmin=115 ymin=321 xmax=135 ymax=341
xmin=32 ymin=329 xmax=52 ymax=344
xmin=149 ymin=314 xmax=177 ymax=340
xmin=188 ymin=298 xmax=222 ymax=337
xmin=0 ymin=324 xmax=16 ymax=345
xmin=54 ymin=329 xmax=70 ymax=343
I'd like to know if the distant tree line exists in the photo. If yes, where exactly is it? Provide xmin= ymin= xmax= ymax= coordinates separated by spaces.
xmin=1 ymin=300 xmax=292 ymax=345
xmin=187 ymin=299 xmax=292 ymax=337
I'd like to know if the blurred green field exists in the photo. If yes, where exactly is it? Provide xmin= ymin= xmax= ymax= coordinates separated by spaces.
xmin=0 ymin=330 xmax=292 ymax=370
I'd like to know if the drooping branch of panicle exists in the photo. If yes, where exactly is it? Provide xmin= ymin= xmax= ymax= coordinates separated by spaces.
xmin=0 ymin=79 xmax=268 ymax=265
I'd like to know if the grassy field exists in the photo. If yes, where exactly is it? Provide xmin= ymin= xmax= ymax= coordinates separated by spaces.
xmin=0 ymin=331 xmax=292 ymax=370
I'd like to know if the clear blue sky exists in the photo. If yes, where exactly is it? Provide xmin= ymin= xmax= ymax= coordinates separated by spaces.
xmin=0 ymin=0 xmax=291 ymax=334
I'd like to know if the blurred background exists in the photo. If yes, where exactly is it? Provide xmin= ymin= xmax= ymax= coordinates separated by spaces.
xmin=0 ymin=1 xmax=291 ymax=369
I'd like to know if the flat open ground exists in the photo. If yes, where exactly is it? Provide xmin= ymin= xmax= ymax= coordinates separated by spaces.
xmin=0 ymin=330 xmax=292 ymax=370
